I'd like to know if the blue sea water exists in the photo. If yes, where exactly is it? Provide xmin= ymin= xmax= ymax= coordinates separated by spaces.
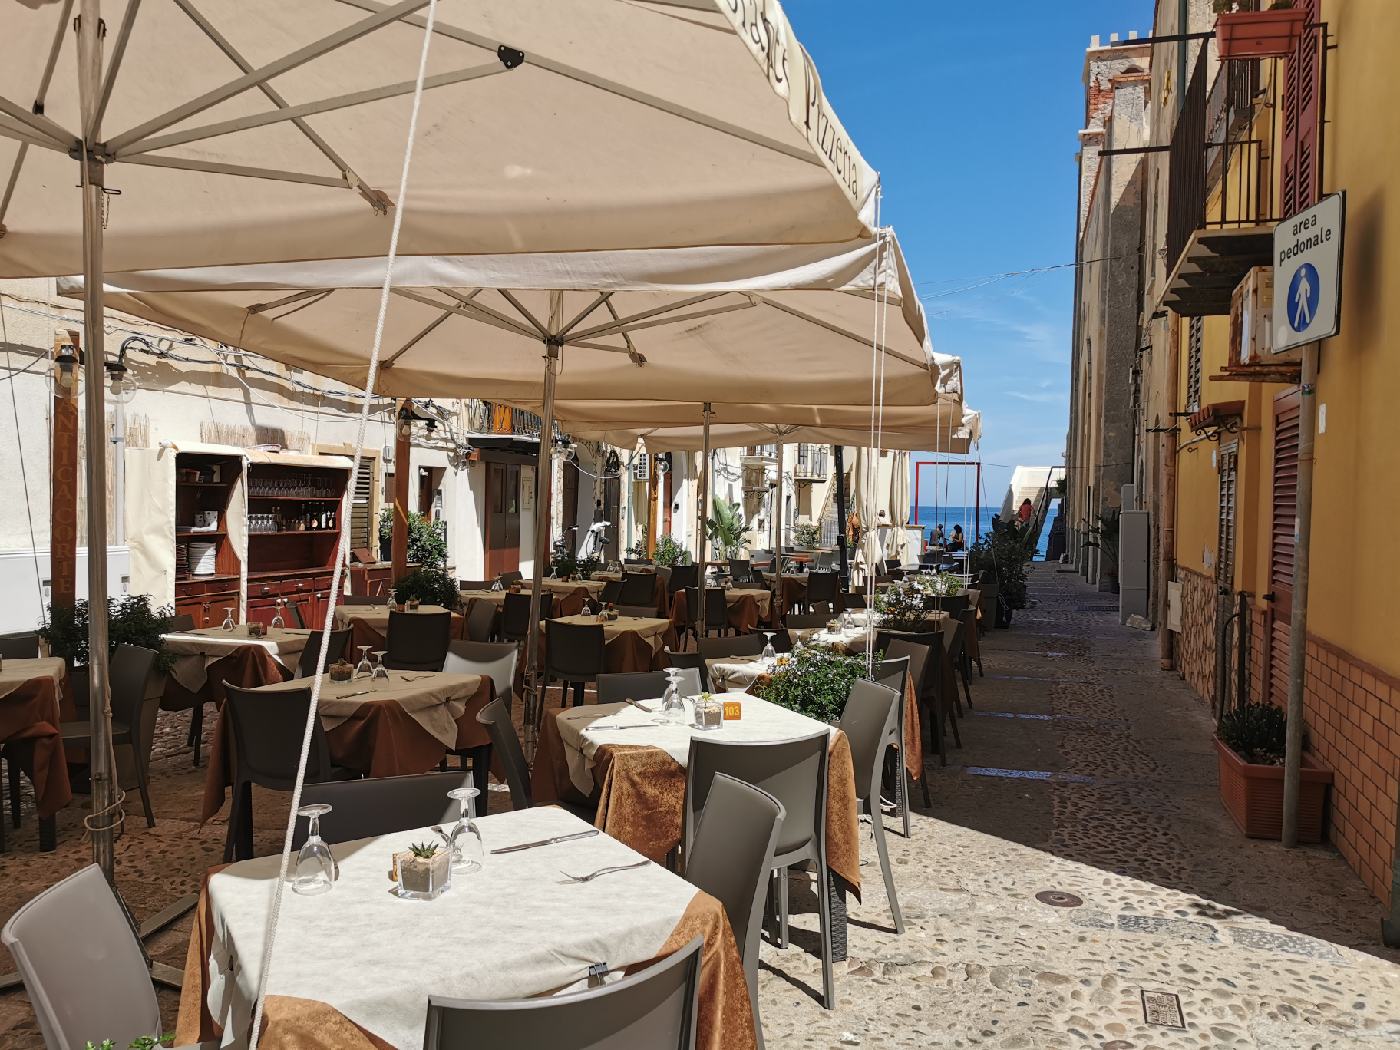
xmin=911 ymin=505 xmax=1001 ymax=547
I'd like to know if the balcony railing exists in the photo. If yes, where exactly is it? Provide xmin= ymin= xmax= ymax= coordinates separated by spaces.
xmin=793 ymin=443 xmax=829 ymax=482
xmin=741 ymin=444 xmax=778 ymax=463
xmin=462 ymin=400 xmax=553 ymax=441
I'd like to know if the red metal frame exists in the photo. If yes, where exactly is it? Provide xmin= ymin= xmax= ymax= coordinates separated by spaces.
xmin=912 ymin=460 xmax=983 ymax=547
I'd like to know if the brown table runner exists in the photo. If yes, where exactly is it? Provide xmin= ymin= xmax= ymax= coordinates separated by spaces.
xmin=531 ymin=719 xmax=861 ymax=897
xmin=176 ymin=861 xmax=754 ymax=1050
xmin=162 ymin=644 xmax=293 ymax=713
xmin=199 ymin=677 xmax=493 ymax=822
xmin=0 ymin=677 xmax=71 ymax=818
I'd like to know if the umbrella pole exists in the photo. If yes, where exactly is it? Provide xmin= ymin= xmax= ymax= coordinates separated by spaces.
xmin=524 ymin=340 xmax=560 ymax=739
xmin=695 ymin=404 xmax=711 ymax=645
xmin=834 ymin=444 xmax=849 ymax=585
xmin=773 ymin=442 xmax=785 ymax=622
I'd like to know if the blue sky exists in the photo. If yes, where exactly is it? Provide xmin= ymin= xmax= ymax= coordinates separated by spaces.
xmin=785 ymin=1 xmax=1153 ymax=503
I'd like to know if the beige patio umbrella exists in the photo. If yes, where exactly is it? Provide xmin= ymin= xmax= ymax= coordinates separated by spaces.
xmin=3 ymin=0 xmax=882 ymax=878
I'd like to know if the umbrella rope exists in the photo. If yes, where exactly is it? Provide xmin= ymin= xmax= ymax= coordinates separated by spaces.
xmin=248 ymin=1 xmax=440 ymax=1042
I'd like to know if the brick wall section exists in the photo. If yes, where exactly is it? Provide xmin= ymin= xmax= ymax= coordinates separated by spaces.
xmin=1301 ymin=636 xmax=1400 ymax=906
xmin=1176 ymin=567 xmax=1218 ymax=704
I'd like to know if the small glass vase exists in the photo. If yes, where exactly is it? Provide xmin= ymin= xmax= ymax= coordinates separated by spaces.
xmin=394 ymin=848 xmax=452 ymax=901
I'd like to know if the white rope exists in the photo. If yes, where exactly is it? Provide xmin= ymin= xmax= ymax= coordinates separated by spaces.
xmin=248 ymin=1 xmax=440 ymax=1041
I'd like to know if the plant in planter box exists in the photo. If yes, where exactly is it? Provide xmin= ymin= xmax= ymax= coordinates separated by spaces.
xmin=396 ymin=840 xmax=451 ymax=899
xmin=1214 ymin=702 xmax=1330 ymax=841
xmin=391 ymin=567 xmax=460 ymax=611
xmin=653 ymin=534 xmax=691 ymax=567
xmin=39 ymin=595 xmax=175 ymax=674
xmin=575 ymin=555 xmax=602 ymax=580
xmin=85 ymin=1036 xmax=170 ymax=1050
xmin=751 ymin=646 xmax=882 ymax=725
xmin=968 ymin=521 xmax=1030 ymax=619
xmin=624 ymin=540 xmax=650 ymax=562
xmin=873 ymin=587 xmax=927 ymax=633
xmin=791 ymin=521 xmax=822 ymax=550
xmin=909 ymin=571 xmax=963 ymax=598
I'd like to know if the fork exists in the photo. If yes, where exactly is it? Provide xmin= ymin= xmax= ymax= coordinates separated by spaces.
xmin=560 ymin=859 xmax=650 ymax=882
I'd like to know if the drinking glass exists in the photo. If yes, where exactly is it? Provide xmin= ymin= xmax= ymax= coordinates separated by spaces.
xmin=660 ymin=668 xmax=686 ymax=724
xmin=761 ymin=632 xmax=776 ymax=661
xmin=355 ymin=645 xmax=373 ymax=677
xmin=269 ymin=598 xmax=285 ymax=630
xmin=446 ymin=786 xmax=484 ymax=874
xmin=291 ymin=803 xmax=336 ymax=895
xmin=371 ymin=651 xmax=391 ymax=687
xmin=220 ymin=607 xmax=236 ymax=632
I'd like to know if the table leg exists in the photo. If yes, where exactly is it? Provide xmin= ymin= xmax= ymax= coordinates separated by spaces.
xmin=38 ymin=815 xmax=55 ymax=852
xmin=828 ymin=871 xmax=849 ymax=963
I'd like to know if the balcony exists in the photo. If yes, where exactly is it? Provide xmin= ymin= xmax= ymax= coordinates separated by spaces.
xmin=792 ymin=443 xmax=829 ymax=482
xmin=741 ymin=444 xmax=778 ymax=465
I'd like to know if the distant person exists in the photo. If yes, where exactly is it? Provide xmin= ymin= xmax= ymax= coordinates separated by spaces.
xmin=947 ymin=525 xmax=965 ymax=552
xmin=1018 ymin=498 xmax=1034 ymax=524
xmin=930 ymin=523 xmax=946 ymax=546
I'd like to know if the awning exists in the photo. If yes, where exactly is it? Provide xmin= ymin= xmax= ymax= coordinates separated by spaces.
xmin=1162 ymin=225 xmax=1274 ymax=317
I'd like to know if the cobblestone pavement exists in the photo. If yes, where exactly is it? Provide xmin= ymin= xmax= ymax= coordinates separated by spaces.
xmin=1 ymin=564 xmax=1398 ymax=1048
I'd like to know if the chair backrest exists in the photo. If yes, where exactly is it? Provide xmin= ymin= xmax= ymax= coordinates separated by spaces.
xmin=296 ymin=628 xmax=352 ymax=680
xmin=685 ymin=774 xmax=783 ymax=981
xmin=622 ymin=558 xmax=654 ymax=567
xmin=500 ymin=592 xmax=531 ymax=639
xmin=166 ymin=614 xmax=197 ymax=632
xmin=883 ymin=637 xmax=931 ymax=703
xmin=838 ymin=679 xmax=901 ymax=805
xmin=685 ymin=733 xmax=828 ymax=860
xmin=841 ymin=591 xmax=867 ymax=610
xmin=475 ymin=697 xmax=531 ymax=810
xmin=497 ymin=570 xmax=524 ymax=587
xmin=617 ymin=604 xmax=658 ymax=619
xmin=458 ymin=579 xmax=493 ymax=592
xmin=618 ymin=572 xmax=656 ymax=607
xmin=107 ymin=644 xmax=158 ymax=733
xmin=294 ymin=771 xmax=473 ymax=849
xmin=941 ymin=616 xmax=963 ymax=661
xmin=444 ymin=640 xmax=517 ymax=701
xmin=1 ymin=865 xmax=161 ymax=1050
xmin=727 ymin=558 xmax=751 ymax=583
xmin=600 ymin=580 xmax=623 ymax=605
xmin=884 ymin=558 xmax=901 ymax=573
xmin=224 ymin=684 xmax=333 ymax=786
xmin=464 ymin=598 xmax=498 ymax=643
xmin=386 ymin=610 xmax=453 ymax=671
xmin=927 ymin=594 xmax=969 ymax=618
xmin=667 ymin=564 xmax=698 ymax=594
xmin=663 ymin=650 xmax=709 ymax=692
xmin=804 ymin=571 xmax=838 ymax=604
xmin=340 ymin=594 xmax=383 ymax=606
xmin=595 ymin=670 xmax=669 ymax=704
xmin=286 ymin=599 xmax=309 ymax=629
xmin=0 ymin=632 xmax=39 ymax=660
xmin=424 ymin=937 xmax=702 ymax=1050
xmin=872 ymin=655 xmax=909 ymax=700
xmin=784 ymin=613 xmax=830 ymax=629
xmin=702 ymin=587 xmax=727 ymax=628
xmin=545 ymin=620 xmax=607 ymax=680
xmin=696 ymin=634 xmax=765 ymax=660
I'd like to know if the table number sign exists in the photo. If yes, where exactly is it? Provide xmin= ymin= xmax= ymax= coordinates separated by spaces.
xmin=722 ymin=700 xmax=743 ymax=721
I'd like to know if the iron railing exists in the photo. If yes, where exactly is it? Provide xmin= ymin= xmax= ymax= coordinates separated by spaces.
xmin=793 ymin=443 xmax=829 ymax=481
xmin=1166 ymin=46 xmax=1209 ymax=270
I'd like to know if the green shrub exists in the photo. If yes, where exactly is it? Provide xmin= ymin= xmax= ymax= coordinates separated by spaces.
xmin=705 ymin=498 xmax=746 ymax=559
xmin=791 ymin=522 xmax=821 ymax=550
xmin=751 ymin=646 xmax=882 ymax=725
xmin=378 ymin=507 xmax=447 ymax=568
xmin=653 ymin=534 xmax=691 ymax=567
xmin=391 ymin=567 xmax=460 ymax=611
xmin=873 ymin=587 xmax=927 ymax=633
xmin=550 ymin=537 xmax=577 ymax=579
xmin=39 ymin=595 xmax=175 ymax=673
xmin=1217 ymin=702 xmax=1292 ymax=765
xmin=968 ymin=519 xmax=1031 ymax=610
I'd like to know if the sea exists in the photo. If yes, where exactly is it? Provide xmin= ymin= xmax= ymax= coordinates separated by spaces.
xmin=911 ymin=506 xmax=1002 ymax=547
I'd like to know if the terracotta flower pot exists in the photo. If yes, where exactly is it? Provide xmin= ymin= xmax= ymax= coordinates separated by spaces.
xmin=1214 ymin=737 xmax=1331 ymax=842
xmin=1215 ymin=9 xmax=1308 ymax=59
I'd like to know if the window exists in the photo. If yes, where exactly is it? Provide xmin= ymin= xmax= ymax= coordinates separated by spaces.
xmin=1217 ymin=443 xmax=1238 ymax=587
xmin=1186 ymin=316 xmax=1203 ymax=413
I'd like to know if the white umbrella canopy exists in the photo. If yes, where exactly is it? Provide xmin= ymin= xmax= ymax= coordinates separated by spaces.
xmin=0 ymin=0 xmax=877 ymax=276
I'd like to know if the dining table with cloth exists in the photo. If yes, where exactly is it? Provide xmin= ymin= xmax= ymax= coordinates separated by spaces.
xmin=592 ymin=569 xmax=670 ymax=614
xmin=199 ymin=670 xmax=490 ymax=823
xmin=0 ymin=657 xmax=73 ymax=826
xmin=668 ymin=586 xmax=772 ymax=636
xmin=160 ymin=627 xmax=311 ymax=714
xmin=530 ymin=693 xmax=863 ymax=959
xmin=540 ymin=614 xmax=676 ymax=673
xmin=330 ymin=604 xmax=464 ymax=655
xmin=175 ymin=807 xmax=754 ymax=1050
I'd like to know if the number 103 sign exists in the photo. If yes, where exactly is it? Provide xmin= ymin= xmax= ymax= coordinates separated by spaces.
xmin=1272 ymin=192 xmax=1345 ymax=353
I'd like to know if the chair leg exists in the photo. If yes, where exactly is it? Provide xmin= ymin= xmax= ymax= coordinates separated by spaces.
xmin=776 ymin=867 xmax=790 ymax=948
xmin=128 ymin=739 xmax=156 ymax=829
xmin=817 ymin=861 xmax=836 ymax=1010
xmin=893 ymin=741 xmax=911 ymax=838
xmin=230 ymin=780 xmax=255 ymax=861
xmin=573 ymin=681 xmax=586 ymax=708
xmin=959 ymin=658 xmax=974 ymax=710
xmin=7 ymin=759 xmax=21 ymax=828
xmin=223 ymin=778 xmax=246 ymax=863
xmin=190 ymin=702 xmax=205 ymax=767
xmin=870 ymin=801 xmax=905 ymax=934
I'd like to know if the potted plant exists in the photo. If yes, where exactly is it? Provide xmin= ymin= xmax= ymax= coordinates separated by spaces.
xmin=705 ymin=497 xmax=747 ymax=560
xmin=968 ymin=521 xmax=1030 ymax=627
xmin=1086 ymin=509 xmax=1121 ymax=594
xmin=377 ymin=507 xmax=449 ymax=567
xmin=1215 ymin=702 xmax=1331 ymax=841
xmin=394 ymin=841 xmax=451 ymax=899
xmin=39 ymin=595 xmax=174 ymax=789
xmin=575 ymin=555 xmax=602 ymax=580
xmin=550 ymin=537 xmax=578 ymax=579
xmin=653 ymin=534 xmax=691 ymax=568
xmin=791 ymin=521 xmax=821 ymax=551
xmin=390 ymin=566 xmax=460 ymax=611
xmin=1215 ymin=1 xmax=1307 ymax=60
xmin=85 ymin=1037 xmax=170 ymax=1050
xmin=873 ymin=587 xmax=928 ymax=633
xmin=751 ymin=646 xmax=881 ymax=725
xmin=624 ymin=540 xmax=650 ymax=562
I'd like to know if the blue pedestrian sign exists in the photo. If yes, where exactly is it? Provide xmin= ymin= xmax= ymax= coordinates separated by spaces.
xmin=1272 ymin=193 xmax=1344 ymax=353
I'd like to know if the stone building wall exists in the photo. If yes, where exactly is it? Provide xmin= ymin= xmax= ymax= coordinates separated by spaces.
xmin=1175 ymin=567 xmax=1218 ymax=705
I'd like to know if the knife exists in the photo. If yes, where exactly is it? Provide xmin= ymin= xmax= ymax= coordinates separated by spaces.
xmin=491 ymin=829 xmax=600 ymax=854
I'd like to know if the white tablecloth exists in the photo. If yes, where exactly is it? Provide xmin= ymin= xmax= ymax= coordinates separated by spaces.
xmin=330 ymin=605 xmax=453 ymax=632
xmin=0 ymin=657 xmax=65 ymax=703
xmin=254 ymin=670 xmax=481 ymax=748
xmin=555 ymin=694 xmax=833 ymax=797
xmin=202 ymin=808 xmax=697 ymax=1049
xmin=162 ymin=627 xmax=311 ymax=693
xmin=545 ymin=615 xmax=671 ymax=654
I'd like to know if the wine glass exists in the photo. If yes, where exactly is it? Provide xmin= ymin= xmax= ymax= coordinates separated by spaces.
xmin=291 ymin=803 xmax=336 ymax=895
xmin=761 ymin=631 xmax=776 ymax=661
xmin=355 ymin=645 xmax=373 ymax=677
xmin=446 ymin=786 xmax=484 ymax=874
xmin=386 ymin=588 xmax=397 ymax=609
xmin=220 ymin=607 xmax=236 ymax=632
xmin=660 ymin=668 xmax=686 ymax=724
xmin=371 ymin=651 xmax=390 ymax=687
xmin=269 ymin=598 xmax=285 ymax=630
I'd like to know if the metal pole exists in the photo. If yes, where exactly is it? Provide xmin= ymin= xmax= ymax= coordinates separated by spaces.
xmin=834 ymin=444 xmax=849 ymax=583
xmin=695 ymin=404 xmax=711 ymax=643
xmin=1281 ymin=342 xmax=1319 ymax=848
xmin=524 ymin=336 xmax=560 ymax=736
xmin=773 ymin=442 xmax=785 ymax=621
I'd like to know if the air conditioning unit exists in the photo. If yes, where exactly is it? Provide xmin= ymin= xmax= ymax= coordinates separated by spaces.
xmin=1230 ymin=266 xmax=1273 ymax=365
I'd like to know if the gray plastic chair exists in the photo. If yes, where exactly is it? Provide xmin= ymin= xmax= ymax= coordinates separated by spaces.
xmin=839 ymin=679 xmax=906 ymax=934
xmin=424 ymin=936 xmax=702 ymax=1050
xmin=496 ymin=570 xmax=524 ymax=588
xmin=293 ymin=771 xmax=473 ymax=850
xmin=385 ymin=609 xmax=453 ymax=671
xmin=685 ymin=774 xmax=782 ymax=1049
xmin=59 ymin=644 xmax=157 ymax=829
xmin=696 ymin=634 xmax=765 ymax=660
xmin=295 ymin=627 xmax=352 ymax=679
xmin=870 ymin=654 xmax=921 ymax=831
xmin=882 ymin=639 xmax=936 ymax=808
xmin=663 ymin=649 xmax=709 ymax=692
xmin=476 ymin=697 xmax=593 ymax=821
xmin=164 ymin=614 xmax=196 ymax=633
xmin=596 ymin=668 xmax=700 ymax=704
xmin=1 ymin=864 xmax=213 ymax=1050
xmin=445 ymin=640 xmax=517 ymax=706
xmin=684 ymin=732 xmax=836 ymax=1008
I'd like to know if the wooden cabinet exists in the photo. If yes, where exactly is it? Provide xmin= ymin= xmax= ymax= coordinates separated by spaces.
xmin=246 ymin=462 xmax=349 ymax=630
xmin=174 ymin=453 xmax=243 ymax=625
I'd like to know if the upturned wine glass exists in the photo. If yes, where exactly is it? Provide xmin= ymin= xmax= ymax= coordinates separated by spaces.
xmin=355 ymin=645 xmax=373 ymax=677
xmin=220 ymin=607 xmax=236 ymax=631
xmin=761 ymin=631 xmax=777 ymax=661
xmin=291 ymin=803 xmax=336 ymax=895
xmin=269 ymin=598 xmax=286 ymax=630
xmin=371 ymin=651 xmax=390 ymax=687
xmin=446 ymin=786 xmax=484 ymax=874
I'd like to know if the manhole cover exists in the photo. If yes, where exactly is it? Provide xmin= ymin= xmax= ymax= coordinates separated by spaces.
xmin=1141 ymin=990 xmax=1186 ymax=1029
xmin=1034 ymin=890 xmax=1083 ymax=908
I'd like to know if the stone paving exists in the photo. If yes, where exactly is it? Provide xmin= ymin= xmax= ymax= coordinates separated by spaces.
xmin=1 ymin=564 xmax=1398 ymax=1048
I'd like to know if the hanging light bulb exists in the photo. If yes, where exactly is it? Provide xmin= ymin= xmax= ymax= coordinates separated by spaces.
xmin=106 ymin=359 xmax=137 ymax=405
xmin=52 ymin=344 xmax=80 ymax=400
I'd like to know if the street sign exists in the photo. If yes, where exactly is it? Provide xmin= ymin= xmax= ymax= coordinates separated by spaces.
xmin=1272 ymin=192 xmax=1345 ymax=353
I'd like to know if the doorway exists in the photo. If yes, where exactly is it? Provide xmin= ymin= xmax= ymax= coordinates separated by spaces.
xmin=485 ymin=462 xmax=521 ymax=578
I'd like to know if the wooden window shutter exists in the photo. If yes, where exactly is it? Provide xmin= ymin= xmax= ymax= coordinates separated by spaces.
xmin=1217 ymin=444 xmax=1238 ymax=587
xmin=1270 ymin=397 xmax=1301 ymax=591
xmin=1279 ymin=0 xmax=1320 ymax=217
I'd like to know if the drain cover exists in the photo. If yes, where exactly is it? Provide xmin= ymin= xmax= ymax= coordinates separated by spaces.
xmin=1034 ymin=890 xmax=1083 ymax=908
xmin=1141 ymin=990 xmax=1186 ymax=1029
xmin=1078 ymin=604 xmax=1120 ymax=613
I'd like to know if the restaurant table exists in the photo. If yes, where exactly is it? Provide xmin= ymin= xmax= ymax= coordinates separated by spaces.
xmin=762 ymin=572 xmax=806 ymax=616
xmin=531 ymin=694 xmax=863 ymax=962
xmin=331 ymin=604 xmax=464 ymax=654
xmin=176 ymin=808 xmax=754 ymax=1050
xmin=541 ymin=614 xmax=675 ymax=673
xmin=669 ymin=586 xmax=771 ymax=636
xmin=200 ymin=670 xmax=490 ymax=823
xmin=592 ymin=569 xmax=669 ymax=613
xmin=162 ymin=626 xmax=311 ymax=700
xmin=0 ymin=657 xmax=72 ymax=836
